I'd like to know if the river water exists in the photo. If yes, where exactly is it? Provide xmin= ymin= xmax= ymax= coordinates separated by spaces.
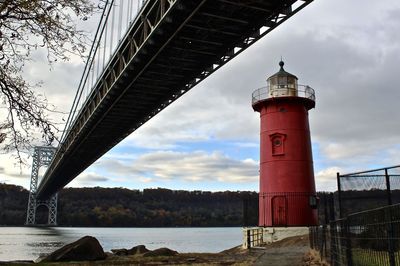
xmin=0 ymin=227 xmax=243 ymax=261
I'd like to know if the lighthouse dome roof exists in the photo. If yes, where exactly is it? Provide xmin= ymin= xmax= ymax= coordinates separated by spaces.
xmin=267 ymin=61 xmax=298 ymax=80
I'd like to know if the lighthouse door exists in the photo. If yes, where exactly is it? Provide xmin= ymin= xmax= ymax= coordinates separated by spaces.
xmin=272 ymin=196 xmax=287 ymax=226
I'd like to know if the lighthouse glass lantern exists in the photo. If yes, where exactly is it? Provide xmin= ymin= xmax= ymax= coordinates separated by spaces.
xmin=252 ymin=61 xmax=317 ymax=227
xmin=267 ymin=61 xmax=298 ymax=97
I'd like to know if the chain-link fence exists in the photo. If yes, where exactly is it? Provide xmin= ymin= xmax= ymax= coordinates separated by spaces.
xmin=311 ymin=203 xmax=400 ymax=266
xmin=338 ymin=165 xmax=400 ymax=218
xmin=310 ymin=165 xmax=400 ymax=265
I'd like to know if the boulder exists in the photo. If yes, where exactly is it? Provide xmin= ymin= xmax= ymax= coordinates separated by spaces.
xmin=111 ymin=248 xmax=128 ymax=256
xmin=40 ymin=236 xmax=106 ymax=262
xmin=128 ymin=245 xmax=149 ymax=255
xmin=104 ymin=251 xmax=114 ymax=257
xmin=143 ymin=247 xmax=178 ymax=257
xmin=111 ymin=245 xmax=149 ymax=256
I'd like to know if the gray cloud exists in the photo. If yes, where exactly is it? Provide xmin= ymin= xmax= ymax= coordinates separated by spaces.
xmin=79 ymin=173 xmax=109 ymax=183
xmin=97 ymin=150 xmax=258 ymax=184
xmin=68 ymin=172 xmax=109 ymax=188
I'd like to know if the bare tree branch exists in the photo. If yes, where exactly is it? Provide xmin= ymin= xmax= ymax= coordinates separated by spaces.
xmin=0 ymin=0 xmax=98 ymax=164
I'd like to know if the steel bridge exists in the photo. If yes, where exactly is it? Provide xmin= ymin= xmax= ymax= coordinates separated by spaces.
xmin=35 ymin=0 xmax=313 ymax=199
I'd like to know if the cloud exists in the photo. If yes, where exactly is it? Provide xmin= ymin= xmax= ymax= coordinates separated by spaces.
xmin=233 ymin=142 xmax=259 ymax=148
xmin=6 ymin=172 xmax=30 ymax=180
xmin=0 ymin=152 xmax=31 ymax=187
xmin=80 ymin=173 xmax=109 ymax=182
xmin=69 ymin=172 xmax=109 ymax=187
xmin=315 ymin=167 xmax=341 ymax=192
xmin=139 ymin=177 xmax=153 ymax=183
xmin=96 ymin=150 xmax=259 ymax=184
xmin=123 ymin=82 xmax=260 ymax=150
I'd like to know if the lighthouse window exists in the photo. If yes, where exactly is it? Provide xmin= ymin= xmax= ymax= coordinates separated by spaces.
xmin=270 ymin=133 xmax=286 ymax=156
xmin=278 ymin=77 xmax=287 ymax=86
xmin=273 ymin=139 xmax=282 ymax=146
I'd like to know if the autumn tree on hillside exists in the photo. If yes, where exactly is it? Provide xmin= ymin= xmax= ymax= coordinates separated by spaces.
xmin=0 ymin=0 xmax=99 ymax=162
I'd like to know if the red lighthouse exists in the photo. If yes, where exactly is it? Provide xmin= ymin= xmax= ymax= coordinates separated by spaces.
xmin=252 ymin=61 xmax=318 ymax=227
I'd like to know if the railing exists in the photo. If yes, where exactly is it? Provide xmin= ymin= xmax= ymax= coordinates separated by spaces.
xmin=309 ymin=225 xmax=331 ymax=262
xmin=243 ymin=227 xmax=264 ymax=249
xmin=259 ymin=192 xmax=318 ymax=227
xmin=310 ymin=203 xmax=400 ymax=266
xmin=252 ymin=85 xmax=315 ymax=105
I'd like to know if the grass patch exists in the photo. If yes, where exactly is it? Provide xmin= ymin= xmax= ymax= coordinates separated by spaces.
xmin=351 ymin=248 xmax=400 ymax=266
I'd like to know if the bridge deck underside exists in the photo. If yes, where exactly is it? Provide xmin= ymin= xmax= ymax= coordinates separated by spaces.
xmin=37 ymin=0 xmax=311 ymax=199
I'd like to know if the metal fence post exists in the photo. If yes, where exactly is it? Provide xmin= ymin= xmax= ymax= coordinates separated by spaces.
xmin=330 ymin=221 xmax=339 ymax=266
xmin=322 ymin=224 xmax=328 ymax=259
xmin=246 ymin=229 xmax=251 ymax=249
xmin=385 ymin=168 xmax=393 ymax=206
xmin=328 ymin=192 xmax=335 ymax=221
xmin=322 ymin=193 xmax=331 ymax=259
xmin=385 ymin=168 xmax=396 ymax=266
xmin=344 ymin=219 xmax=353 ymax=266
xmin=337 ymin=172 xmax=343 ymax=218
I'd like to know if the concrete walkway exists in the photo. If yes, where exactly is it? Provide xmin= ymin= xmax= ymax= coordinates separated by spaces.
xmin=253 ymin=235 xmax=309 ymax=266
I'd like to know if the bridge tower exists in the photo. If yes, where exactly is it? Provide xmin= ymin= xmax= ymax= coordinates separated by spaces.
xmin=26 ymin=146 xmax=58 ymax=226
xmin=252 ymin=61 xmax=318 ymax=227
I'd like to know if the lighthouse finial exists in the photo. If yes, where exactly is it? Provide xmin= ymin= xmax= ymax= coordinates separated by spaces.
xmin=279 ymin=57 xmax=284 ymax=70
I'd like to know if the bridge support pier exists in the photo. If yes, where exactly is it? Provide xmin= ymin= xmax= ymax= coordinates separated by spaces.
xmin=25 ymin=146 xmax=58 ymax=226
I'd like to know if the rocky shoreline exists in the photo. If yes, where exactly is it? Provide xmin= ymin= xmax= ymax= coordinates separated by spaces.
xmin=0 ymin=235 xmax=259 ymax=265
xmin=0 ymin=234 xmax=327 ymax=265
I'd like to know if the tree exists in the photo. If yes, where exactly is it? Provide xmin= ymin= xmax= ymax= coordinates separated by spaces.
xmin=0 ymin=0 xmax=98 ymax=162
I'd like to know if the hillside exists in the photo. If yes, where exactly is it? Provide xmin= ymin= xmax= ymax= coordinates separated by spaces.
xmin=4 ymin=183 xmax=397 ymax=227
xmin=0 ymin=183 xmax=258 ymax=226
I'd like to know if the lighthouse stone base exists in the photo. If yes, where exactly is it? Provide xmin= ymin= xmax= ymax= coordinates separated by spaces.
xmin=242 ymin=227 xmax=309 ymax=249
xmin=262 ymin=227 xmax=309 ymax=244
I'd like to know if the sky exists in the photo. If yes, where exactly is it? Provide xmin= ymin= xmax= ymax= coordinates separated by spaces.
xmin=1 ymin=0 xmax=400 ymax=193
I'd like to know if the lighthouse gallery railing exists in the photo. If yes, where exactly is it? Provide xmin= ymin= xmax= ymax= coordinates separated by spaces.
xmin=252 ymin=85 xmax=315 ymax=105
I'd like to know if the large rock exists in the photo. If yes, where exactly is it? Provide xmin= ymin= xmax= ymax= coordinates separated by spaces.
xmin=110 ymin=248 xmax=128 ymax=256
xmin=111 ymin=245 xmax=150 ymax=256
xmin=40 ymin=236 xmax=106 ymax=262
xmin=143 ymin=247 xmax=178 ymax=257
xmin=128 ymin=245 xmax=149 ymax=255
